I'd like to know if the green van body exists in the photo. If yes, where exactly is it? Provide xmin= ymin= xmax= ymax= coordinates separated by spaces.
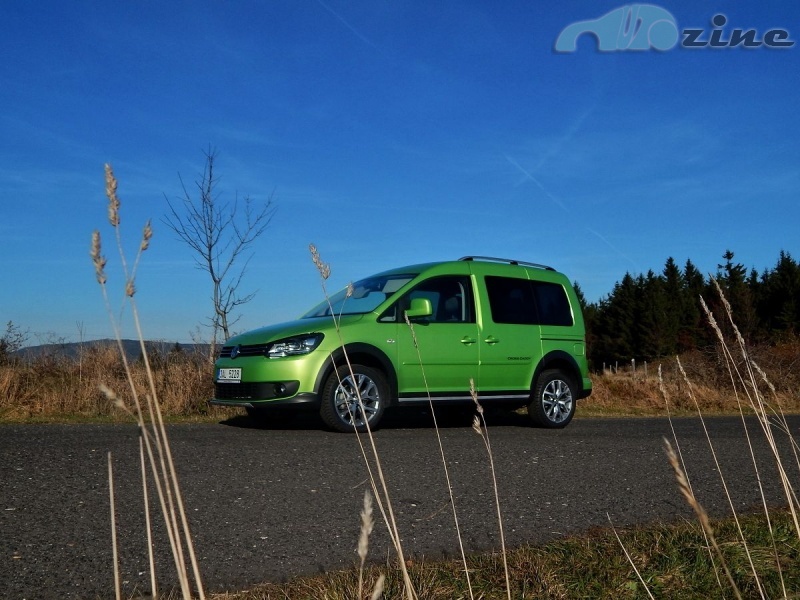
xmin=211 ymin=257 xmax=591 ymax=432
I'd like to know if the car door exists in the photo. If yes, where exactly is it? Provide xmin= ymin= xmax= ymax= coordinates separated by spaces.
xmin=391 ymin=274 xmax=480 ymax=399
xmin=468 ymin=263 xmax=544 ymax=396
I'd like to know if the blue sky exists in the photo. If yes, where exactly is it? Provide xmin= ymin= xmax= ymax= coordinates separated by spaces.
xmin=1 ymin=1 xmax=798 ymax=345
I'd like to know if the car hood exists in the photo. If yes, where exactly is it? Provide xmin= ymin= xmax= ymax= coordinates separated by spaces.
xmin=223 ymin=314 xmax=366 ymax=346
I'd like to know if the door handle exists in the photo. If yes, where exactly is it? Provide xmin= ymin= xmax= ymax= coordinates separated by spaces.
xmin=484 ymin=336 xmax=500 ymax=345
xmin=460 ymin=336 xmax=477 ymax=345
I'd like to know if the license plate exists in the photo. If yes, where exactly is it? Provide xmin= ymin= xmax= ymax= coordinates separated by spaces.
xmin=217 ymin=368 xmax=242 ymax=382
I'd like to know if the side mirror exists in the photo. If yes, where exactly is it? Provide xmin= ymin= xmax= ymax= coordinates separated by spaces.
xmin=405 ymin=297 xmax=433 ymax=320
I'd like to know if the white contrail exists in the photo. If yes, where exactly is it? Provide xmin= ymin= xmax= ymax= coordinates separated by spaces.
xmin=535 ymin=105 xmax=595 ymax=171
xmin=315 ymin=0 xmax=377 ymax=48
xmin=585 ymin=227 xmax=640 ymax=272
xmin=505 ymin=152 xmax=640 ymax=273
xmin=504 ymin=153 xmax=570 ymax=212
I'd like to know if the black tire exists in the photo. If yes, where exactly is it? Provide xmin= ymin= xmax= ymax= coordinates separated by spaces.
xmin=528 ymin=369 xmax=576 ymax=428
xmin=320 ymin=364 xmax=387 ymax=433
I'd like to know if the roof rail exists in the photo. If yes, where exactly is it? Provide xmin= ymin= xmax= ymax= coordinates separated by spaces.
xmin=458 ymin=256 xmax=555 ymax=271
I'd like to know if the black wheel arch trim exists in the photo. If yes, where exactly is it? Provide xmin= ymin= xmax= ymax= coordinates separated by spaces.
xmin=532 ymin=350 xmax=590 ymax=399
xmin=314 ymin=343 xmax=398 ymax=403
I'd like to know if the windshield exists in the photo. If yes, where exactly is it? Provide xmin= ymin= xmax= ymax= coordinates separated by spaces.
xmin=302 ymin=273 xmax=417 ymax=318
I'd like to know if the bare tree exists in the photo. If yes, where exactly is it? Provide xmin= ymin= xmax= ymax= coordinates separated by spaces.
xmin=163 ymin=148 xmax=275 ymax=347
xmin=0 ymin=321 xmax=29 ymax=365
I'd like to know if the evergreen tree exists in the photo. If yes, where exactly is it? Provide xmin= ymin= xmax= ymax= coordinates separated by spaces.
xmin=716 ymin=250 xmax=757 ymax=340
xmin=681 ymin=258 xmax=706 ymax=350
xmin=636 ymin=270 xmax=668 ymax=360
xmin=581 ymin=249 xmax=797 ymax=366
xmin=660 ymin=257 xmax=683 ymax=355
xmin=573 ymin=281 xmax=597 ymax=356
xmin=761 ymin=251 xmax=800 ymax=334
xmin=593 ymin=273 xmax=637 ymax=365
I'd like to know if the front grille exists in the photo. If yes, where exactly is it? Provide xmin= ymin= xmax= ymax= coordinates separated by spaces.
xmin=219 ymin=344 xmax=269 ymax=358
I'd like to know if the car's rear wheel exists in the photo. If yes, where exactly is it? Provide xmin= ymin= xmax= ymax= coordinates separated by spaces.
xmin=320 ymin=364 xmax=387 ymax=433
xmin=528 ymin=369 xmax=576 ymax=428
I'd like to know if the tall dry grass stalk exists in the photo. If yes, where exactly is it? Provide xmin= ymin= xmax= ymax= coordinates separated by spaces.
xmin=309 ymin=244 xmax=416 ymax=600
xmin=93 ymin=164 xmax=205 ymax=599
xmin=699 ymin=281 xmax=800 ymax=598
xmin=404 ymin=314 xmax=474 ymax=599
xmin=109 ymin=451 xmax=121 ymax=600
xmin=470 ymin=379 xmax=511 ymax=600
xmin=654 ymin=279 xmax=800 ymax=600
xmin=357 ymin=489 xmax=374 ymax=599
xmin=658 ymin=364 xmax=724 ymax=590
xmin=141 ymin=435 xmax=158 ymax=598
xmin=664 ymin=437 xmax=743 ymax=600
xmin=606 ymin=513 xmax=656 ymax=600
xmin=674 ymin=352 xmax=767 ymax=595
xmin=705 ymin=280 xmax=800 ymax=534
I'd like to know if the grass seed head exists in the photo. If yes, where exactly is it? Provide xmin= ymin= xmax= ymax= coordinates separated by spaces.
xmin=90 ymin=230 xmax=107 ymax=285
xmin=470 ymin=378 xmax=484 ymax=415
xmin=750 ymin=359 xmax=776 ymax=393
xmin=472 ymin=414 xmax=482 ymax=435
xmin=104 ymin=163 xmax=120 ymax=227
xmin=309 ymin=243 xmax=330 ymax=280
xmin=140 ymin=220 xmax=153 ymax=252
xmin=99 ymin=383 xmax=126 ymax=411
xmin=370 ymin=574 xmax=386 ymax=600
xmin=358 ymin=489 xmax=374 ymax=562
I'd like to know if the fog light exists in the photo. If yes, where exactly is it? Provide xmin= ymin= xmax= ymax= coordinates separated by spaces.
xmin=274 ymin=383 xmax=287 ymax=396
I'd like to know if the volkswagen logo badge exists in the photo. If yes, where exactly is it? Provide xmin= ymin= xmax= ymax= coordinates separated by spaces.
xmin=230 ymin=345 xmax=241 ymax=359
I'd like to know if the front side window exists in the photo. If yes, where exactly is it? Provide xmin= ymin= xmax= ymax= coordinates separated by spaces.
xmin=382 ymin=276 xmax=475 ymax=323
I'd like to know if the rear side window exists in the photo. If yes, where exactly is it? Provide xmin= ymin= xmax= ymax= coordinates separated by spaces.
xmin=531 ymin=281 xmax=574 ymax=326
xmin=485 ymin=276 xmax=573 ymax=326
xmin=485 ymin=276 xmax=538 ymax=324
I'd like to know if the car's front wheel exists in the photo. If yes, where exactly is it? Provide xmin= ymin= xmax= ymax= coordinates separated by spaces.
xmin=320 ymin=364 xmax=387 ymax=433
xmin=528 ymin=369 xmax=576 ymax=428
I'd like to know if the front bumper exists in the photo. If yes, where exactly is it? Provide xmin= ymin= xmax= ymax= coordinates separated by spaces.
xmin=213 ymin=380 xmax=301 ymax=402
xmin=210 ymin=391 xmax=320 ymax=408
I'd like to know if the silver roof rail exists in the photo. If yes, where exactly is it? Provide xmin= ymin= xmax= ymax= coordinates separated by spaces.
xmin=458 ymin=256 xmax=555 ymax=271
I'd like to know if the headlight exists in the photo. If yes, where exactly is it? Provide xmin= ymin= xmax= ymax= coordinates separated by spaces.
xmin=266 ymin=333 xmax=324 ymax=358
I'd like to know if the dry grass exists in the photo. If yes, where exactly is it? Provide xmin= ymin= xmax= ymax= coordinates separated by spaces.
xmin=3 ymin=339 xmax=798 ymax=423
xmin=581 ymin=340 xmax=800 ymax=417
xmin=0 ymin=344 xmax=223 ymax=421
xmin=203 ymin=509 xmax=800 ymax=599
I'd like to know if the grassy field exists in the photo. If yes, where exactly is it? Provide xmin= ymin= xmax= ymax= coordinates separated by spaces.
xmin=207 ymin=510 xmax=800 ymax=599
xmin=2 ymin=338 xmax=798 ymax=423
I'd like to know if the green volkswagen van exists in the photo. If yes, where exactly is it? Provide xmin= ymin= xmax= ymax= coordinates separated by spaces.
xmin=211 ymin=256 xmax=591 ymax=432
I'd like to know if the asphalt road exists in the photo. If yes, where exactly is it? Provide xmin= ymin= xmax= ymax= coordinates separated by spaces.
xmin=2 ymin=410 xmax=798 ymax=599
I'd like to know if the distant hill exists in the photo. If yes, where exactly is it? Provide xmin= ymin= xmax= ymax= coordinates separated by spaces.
xmin=15 ymin=339 xmax=213 ymax=363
